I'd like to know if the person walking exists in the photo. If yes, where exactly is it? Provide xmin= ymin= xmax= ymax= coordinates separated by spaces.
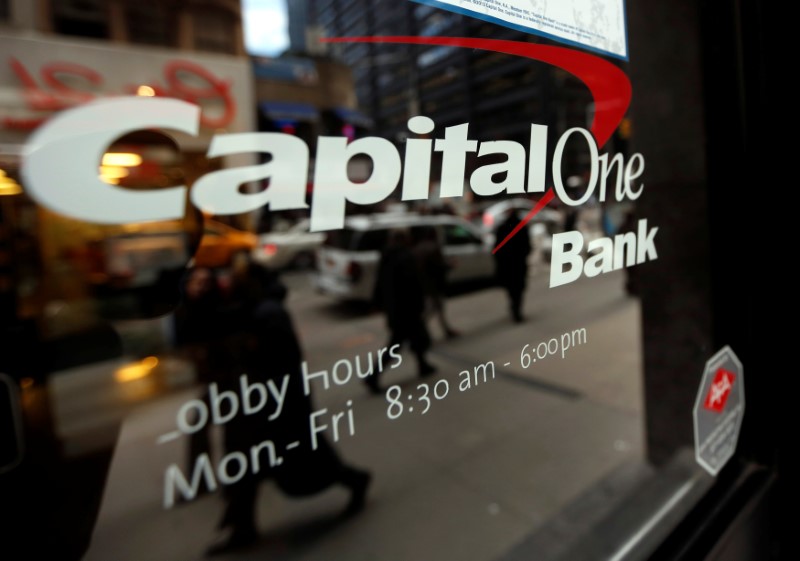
xmin=412 ymin=226 xmax=459 ymax=339
xmin=209 ymin=265 xmax=371 ymax=554
xmin=493 ymin=209 xmax=532 ymax=322
xmin=367 ymin=229 xmax=435 ymax=393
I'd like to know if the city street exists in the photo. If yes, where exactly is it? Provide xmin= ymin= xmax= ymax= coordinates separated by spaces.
xmin=83 ymin=266 xmax=644 ymax=561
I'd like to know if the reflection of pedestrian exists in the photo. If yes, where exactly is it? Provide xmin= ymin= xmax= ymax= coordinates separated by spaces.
xmin=369 ymin=229 xmax=435 ymax=393
xmin=174 ymin=267 xmax=226 ymax=381
xmin=413 ymin=226 xmax=458 ymax=338
xmin=564 ymin=207 xmax=578 ymax=232
xmin=620 ymin=211 xmax=640 ymax=296
xmin=494 ymin=210 xmax=531 ymax=323
xmin=210 ymin=266 xmax=371 ymax=555
xmin=173 ymin=267 xmax=227 ymax=482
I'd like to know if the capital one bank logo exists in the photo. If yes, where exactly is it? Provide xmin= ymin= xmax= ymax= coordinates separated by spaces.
xmin=21 ymin=37 xmax=647 ymax=284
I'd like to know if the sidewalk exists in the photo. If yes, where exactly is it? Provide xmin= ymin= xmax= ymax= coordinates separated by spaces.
xmin=83 ymin=271 xmax=644 ymax=561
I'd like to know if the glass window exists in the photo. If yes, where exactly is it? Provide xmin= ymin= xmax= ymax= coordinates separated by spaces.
xmin=0 ymin=1 xmax=774 ymax=560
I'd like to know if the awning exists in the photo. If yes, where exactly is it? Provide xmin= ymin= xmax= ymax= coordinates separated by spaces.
xmin=259 ymin=101 xmax=319 ymax=122
xmin=332 ymin=107 xmax=374 ymax=129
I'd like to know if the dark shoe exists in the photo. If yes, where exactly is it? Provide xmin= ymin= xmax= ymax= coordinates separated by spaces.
xmin=419 ymin=362 xmax=437 ymax=378
xmin=205 ymin=527 xmax=257 ymax=556
xmin=343 ymin=470 xmax=372 ymax=517
xmin=364 ymin=376 xmax=381 ymax=394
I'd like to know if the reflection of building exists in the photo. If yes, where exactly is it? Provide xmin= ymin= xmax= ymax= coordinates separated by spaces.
xmin=286 ymin=0 xmax=310 ymax=53
xmin=2 ymin=0 xmax=245 ymax=54
xmin=307 ymin=0 xmax=596 ymax=177
xmin=253 ymin=54 xmax=369 ymax=143
xmin=0 ymin=0 xmax=255 ymax=316
xmin=251 ymin=52 xmax=369 ymax=229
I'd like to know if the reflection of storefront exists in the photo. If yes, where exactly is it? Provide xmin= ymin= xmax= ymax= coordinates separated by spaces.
xmin=0 ymin=34 xmax=255 ymax=315
xmin=252 ymin=55 xmax=369 ymax=140
xmin=252 ymin=54 xmax=373 ymax=229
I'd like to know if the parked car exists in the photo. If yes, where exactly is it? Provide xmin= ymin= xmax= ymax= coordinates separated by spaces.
xmin=96 ymin=218 xmax=257 ymax=289
xmin=100 ymin=230 xmax=189 ymax=288
xmin=252 ymin=219 xmax=326 ymax=270
xmin=314 ymin=213 xmax=494 ymax=301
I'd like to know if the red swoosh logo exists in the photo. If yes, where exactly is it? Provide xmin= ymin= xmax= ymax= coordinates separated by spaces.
xmin=322 ymin=36 xmax=632 ymax=252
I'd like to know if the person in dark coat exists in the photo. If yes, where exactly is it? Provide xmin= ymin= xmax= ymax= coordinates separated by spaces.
xmin=367 ymin=229 xmax=435 ymax=393
xmin=174 ymin=267 xmax=228 ymax=381
xmin=173 ymin=267 xmax=231 ymax=483
xmin=413 ymin=226 xmax=459 ymax=339
xmin=209 ymin=264 xmax=371 ymax=555
xmin=493 ymin=209 xmax=532 ymax=322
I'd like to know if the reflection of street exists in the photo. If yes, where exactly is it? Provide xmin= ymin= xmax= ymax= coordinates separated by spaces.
xmin=84 ymin=268 xmax=643 ymax=561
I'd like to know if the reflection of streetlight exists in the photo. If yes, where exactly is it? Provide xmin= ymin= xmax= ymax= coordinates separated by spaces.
xmin=0 ymin=169 xmax=22 ymax=196
xmin=98 ymin=166 xmax=130 ymax=184
xmin=102 ymin=153 xmax=142 ymax=167
xmin=115 ymin=356 xmax=159 ymax=383
xmin=99 ymin=152 xmax=141 ymax=184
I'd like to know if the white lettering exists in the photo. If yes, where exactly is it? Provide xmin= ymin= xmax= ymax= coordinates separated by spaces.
xmin=21 ymin=101 xmax=648 ymax=239
xmin=192 ymin=132 xmax=309 ymax=215
xmin=550 ymin=219 xmax=658 ymax=287
xmin=402 ymin=116 xmax=435 ymax=200
xmin=527 ymin=124 xmax=548 ymax=193
xmin=164 ymin=453 xmax=217 ymax=509
xmin=311 ymin=136 xmax=401 ymax=231
xmin=550 ymin=230 xmax=584 ymax=288
xmin=266 ymin=375 xmax=289 ymax=421
xmin=176 ymin=399 xmax=208 ymax=434
xmin=209 ymin=383 xmax=238 ymax=425
xmin=553 ymin=127 xmax=599 ymax=206
xmin=434 ymin=123 xmax=477 ymax=198
xmin=636 ymin=219 xmax=658 ymax=263
xmin=302 ymin=362 xmax=329 ymax=396
xmin=23 ymin=97 xmax=197 ymax=224
xmin=624 ymin=153 xmax=645 ymax=200
xmin=470 ymin=141 xmax=526 ymax=196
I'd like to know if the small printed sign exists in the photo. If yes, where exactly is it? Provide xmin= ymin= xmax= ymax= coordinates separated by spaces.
xmin=411 ymin=0 xmax=628 ymax=60
xmin=702 ymin=367 xmax=735 ymax=413
xmin=693 ymin=346 xmax=744 ymax=476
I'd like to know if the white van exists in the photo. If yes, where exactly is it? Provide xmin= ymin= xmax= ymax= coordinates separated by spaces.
xmin=313 ymin=213 xmax=495 ymax=300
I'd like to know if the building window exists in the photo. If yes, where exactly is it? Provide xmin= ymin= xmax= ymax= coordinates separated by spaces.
xmin=126 ymin=1 xmax=174 ymax=47
xmin=193 ymin=8 xmax=236 ymax=54
xmin=52 ymin=0 xmax=109 ymax=39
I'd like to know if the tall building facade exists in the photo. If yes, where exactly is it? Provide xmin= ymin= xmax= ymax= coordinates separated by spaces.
xmin=0 ymin=0 xmax=256 ymax=316
xmin=306 ymin=0 xmax=601 ymax=180
xmin=286 ymin=0 xmax=310 ymax=53
xmin=1 ymin=0 xmax=245 ymax=55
